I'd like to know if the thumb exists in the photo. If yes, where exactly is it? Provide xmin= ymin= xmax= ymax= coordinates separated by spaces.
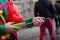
xmin=8 ymin=22 xmax=14 ymax=25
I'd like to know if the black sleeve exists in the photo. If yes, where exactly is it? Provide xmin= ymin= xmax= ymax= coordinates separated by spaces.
xmin=55 ymin=3 xmax=60 ymax=14
xmin=34 ymin=3 xmax=38 ymax=17
xmin=49 ymin=3 xmax=56 ymax=18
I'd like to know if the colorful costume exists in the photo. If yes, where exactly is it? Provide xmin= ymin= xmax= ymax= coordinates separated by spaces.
xmin=0 ymin=0 xmax=33 ymax=40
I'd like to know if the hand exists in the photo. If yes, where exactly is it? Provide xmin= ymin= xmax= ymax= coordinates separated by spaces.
xmin=5 ymin=22 xmax=20 ymax=33
xmin=32 ymin=17 xmax=45 ymax=26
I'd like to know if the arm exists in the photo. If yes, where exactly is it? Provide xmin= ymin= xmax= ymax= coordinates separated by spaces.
xmin=49 ymin=3 xmax=56 ymax=18
xmin=12 ymin=18 xmax=33 ymax=29
xmin=12 ymin=17 xmax=45 ymax=29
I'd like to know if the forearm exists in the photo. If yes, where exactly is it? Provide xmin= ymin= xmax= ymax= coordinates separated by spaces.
xmin=0 ymin=24 xmax=6 ymax=36
xmin=12 ymin=18 xmax=33 ymax=29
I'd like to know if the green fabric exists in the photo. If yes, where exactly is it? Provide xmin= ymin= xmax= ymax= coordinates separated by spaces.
xmin=12 ymin=18 xmax=33 ymax=29
xmin=12 ymin=22 xmax=24 ymax=29
xmin=0 ymin=24 xmax=6 ymax=36
xmin=0 ymin=15 xmax=1 ymax=18
xmin=3 ymin=0 xmax=8 ymax=2
xmin=26 ymin=22 xmax=33 ymax=28
xmin=24 ymin=18 xmax=32 ymax=23
xmin=24 ymin=18 xmax=33 ymax=28
xmin=0 ymin=0 xmax=8 ymax=21
xmin=0 ymin=0 xmax=7 ymax=36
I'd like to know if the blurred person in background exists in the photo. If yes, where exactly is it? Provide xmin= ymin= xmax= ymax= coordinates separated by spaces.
xmin=34 ymin=0 xmax=56 ymax=40
xmin=54 ymin=0 xmax=60 ymax=34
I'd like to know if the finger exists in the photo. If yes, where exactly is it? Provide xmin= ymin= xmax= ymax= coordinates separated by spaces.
xmin=33 ymin=19 xmax=38 ymax=24
xmin=8 ymin=22 xmax=14 ymax=25
xmin=34 ymin=17 xmax=45 ymax=21
xmin=39 ymin=19 xmax=44 ymax=23
xmin=35 ymin=18 xmax=42 ymax=23
xmin=36 ymin=17 xmax=45 ymax=19
xmin=32 ymin=19 xmax=39 ymax=25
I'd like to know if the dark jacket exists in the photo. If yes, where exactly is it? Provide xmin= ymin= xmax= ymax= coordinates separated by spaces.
xmin=55 ymin=1 xmax=60 ymax=14
xmin=34 ymin=0 xmax=55 ymax=19
xmin=54 ymin=1 xmax=60 ymax=19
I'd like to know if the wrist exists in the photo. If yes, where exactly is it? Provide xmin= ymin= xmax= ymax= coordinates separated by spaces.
xmin=24 ymin=18 xmax=33 ymax=28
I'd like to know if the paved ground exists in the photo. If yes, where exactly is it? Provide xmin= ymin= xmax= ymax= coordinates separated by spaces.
xmin=56 ymin=34 xmax=60 ymax=40
xmin=18 ymin=27 xmax=40 ymax=40
xmin=45 ymin=34 xmax=60 ymax=40
xmin=18 ymin=27 xmax=60 ymax=40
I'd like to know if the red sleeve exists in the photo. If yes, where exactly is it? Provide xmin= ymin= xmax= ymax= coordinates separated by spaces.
xmin=0 ymin=19 xmax=4 ymax=24
xmin=8 ymin=2 xmax=24 ymax=23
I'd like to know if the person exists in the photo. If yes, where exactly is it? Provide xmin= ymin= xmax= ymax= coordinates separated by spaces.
xmin=34 ymin=0 xmax=56 ymax=40
xmin=0 ymin=0 xmax=45 ymax=40
xmin=54 ymin=0 xmax=60 ymax=34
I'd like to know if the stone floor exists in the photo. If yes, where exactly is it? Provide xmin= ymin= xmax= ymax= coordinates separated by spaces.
xmin=18 ymin=32 xmax=60 ymax=40
xmin=45 ymin=34 xmax=60 ymax=40
xmin=56 ymin=34 xmax=60 ymax=40
xmin=18 ymin=27 xmax=60 ymax=40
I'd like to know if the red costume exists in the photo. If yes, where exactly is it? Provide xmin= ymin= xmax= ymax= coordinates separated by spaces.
xmin=0 ymin=1 xmax=24 ymax=40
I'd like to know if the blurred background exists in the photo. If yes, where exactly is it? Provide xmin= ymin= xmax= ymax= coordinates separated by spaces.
xmin=11 ymin=0 xmax=60 ymax=40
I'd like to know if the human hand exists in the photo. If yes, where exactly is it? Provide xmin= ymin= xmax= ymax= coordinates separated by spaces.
xmin=5 ymin=22 xmax=20 ymax=33
xmin=32 ymin=17 xmax=45 ymax=26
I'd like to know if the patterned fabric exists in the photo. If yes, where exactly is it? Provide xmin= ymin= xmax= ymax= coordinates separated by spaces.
xmin=0 ymin=33 xmax=15 ymax=40
xmin=0 ymin=0 xmax=18 ymax=40
xmin=0 ymin=10 xmax=6 ymax=24
xmin=0 ymin=10 xmax=16 ymax=40
xmin=0 ymin=9 xmax=16 ymax=40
